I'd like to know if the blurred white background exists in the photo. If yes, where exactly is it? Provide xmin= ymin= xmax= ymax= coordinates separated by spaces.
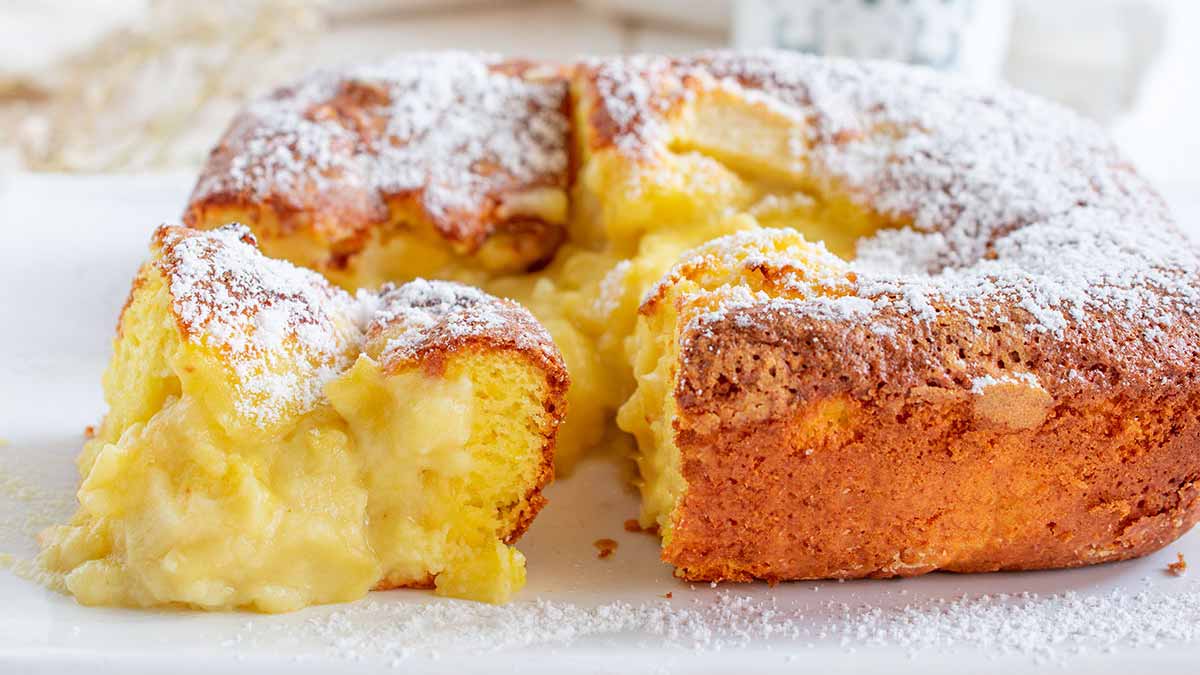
xmin=0 ymin=0 xmax=1195 ymax=193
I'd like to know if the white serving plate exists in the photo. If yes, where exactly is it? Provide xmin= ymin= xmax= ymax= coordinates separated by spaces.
xmin=2 ymin=172 xmax=1199 ymax=674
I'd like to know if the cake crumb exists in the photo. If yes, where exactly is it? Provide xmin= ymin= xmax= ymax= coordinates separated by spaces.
xmin=623 ymin=518 xmax=642 ymax=532
xmin=1168 ymin=553 xmax=1187 ymax=576
xmin=662 ymin=592 xmax=673 ymax=599
xmin=83 ymin=425 xmax=96 ymax=439
xmin=593 ymin=538 xmax=618 ymax=559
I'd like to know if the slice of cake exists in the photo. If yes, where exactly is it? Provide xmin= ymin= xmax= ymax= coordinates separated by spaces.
xmin=618 ymin=229 xmax=854 ymax=563
xmin=620 ymin=225 xmax=1200 ymax=582
xmin=326 ymin=279 xmax=566 ymax=602
xmin=39 ymin=224 xmax=566 ymax=611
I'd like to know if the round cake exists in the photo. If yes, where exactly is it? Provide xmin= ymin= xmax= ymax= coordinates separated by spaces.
xmin=184 ymin=50 xmax=1200 ymax=584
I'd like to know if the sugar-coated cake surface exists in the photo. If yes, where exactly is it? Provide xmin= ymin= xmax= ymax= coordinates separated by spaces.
xmin=585 ymin=51 xmax=1198 ymax=340
xmin=41 ymin=225 xmax=566 ymax=611
xmin=152 ymin=223 xmax=361 ymax=426
xmin=366 ymin=278 xmax=565 ymax=377
xmin=181 ymin=50 xmax=1200 ymax=587
xmin=185 ymin=52 xmax=571 ymax=285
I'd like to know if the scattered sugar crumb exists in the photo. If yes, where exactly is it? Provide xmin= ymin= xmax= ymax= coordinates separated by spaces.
xmin=0 ymin=455 xmax=74 ymax=590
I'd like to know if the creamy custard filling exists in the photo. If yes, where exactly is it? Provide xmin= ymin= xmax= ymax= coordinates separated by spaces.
xmin=327 ymin=350 xmax=550 ymax=604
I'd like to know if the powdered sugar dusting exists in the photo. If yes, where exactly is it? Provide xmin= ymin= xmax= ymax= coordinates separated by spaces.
xmin=154 ymin=229 xmax=563 ymax=421
xmin=645 ymin=228 xmax=852 ymax=307
xmin=970 ymin=372 xmax=1042 ymax=395
xmin=366 ymin=278 xmax=560 ymax=368
xmin=605 ymin=51 xmax=1200 ymax=359
xmin=155 ymin=224 xmax=360 ymax=426
xmin=190 ymin=52 xmax=569 ymax=242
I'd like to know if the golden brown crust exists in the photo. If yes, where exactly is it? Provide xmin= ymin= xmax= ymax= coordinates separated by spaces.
xmin=599 ymin=51 xmax=1200 ymax=582
xmin=184 ymin=53 xmax=571 ymax=271
xmin=574 ymin=56 xmax=692 ymax=159
xmin=663 ymin=288 xmax=1200 ymax=581
xmin=365 ymin=279 xmax=567 ymax=382
xmin=115 ymin=271 xmax=148 ymax=337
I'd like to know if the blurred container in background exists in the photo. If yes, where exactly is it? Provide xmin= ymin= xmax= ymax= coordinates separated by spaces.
xmin=733 ymin=0 xmax=1012 ymax=81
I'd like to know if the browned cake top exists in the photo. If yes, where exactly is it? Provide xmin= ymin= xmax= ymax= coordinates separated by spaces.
xmin=363 ymin=278 xmax=569 ymax=385
xmin=187 ymin=52 xmax=570 ymax=250
xmin=591 ymin=52 xmax=1200 ymax=394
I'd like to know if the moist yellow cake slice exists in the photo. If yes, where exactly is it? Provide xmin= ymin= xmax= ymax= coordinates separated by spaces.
xmin=326 ymin=279 xmax=566 ymax=602
xmin=39 ymin=224 xmax=566 ymax=611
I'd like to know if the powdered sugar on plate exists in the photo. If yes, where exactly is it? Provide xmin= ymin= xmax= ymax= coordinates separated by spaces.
xmin=213 ymin=584 xmax=1200 ymax=668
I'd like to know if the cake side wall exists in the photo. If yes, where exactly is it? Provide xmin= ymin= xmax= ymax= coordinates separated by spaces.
xmin=664 ymin=303 xmax=1200 ymax=581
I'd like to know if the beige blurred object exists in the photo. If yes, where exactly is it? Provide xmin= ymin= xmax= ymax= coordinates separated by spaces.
xmin=320 ymin=0 xmax=514 ymax=19
xmin=576 ymin=0 xmax=730 ymax=32
xmin=1004 ymin=0 xmax=1165 ymax=124
xmin=5 ymin=0 xmax=321 ymax=172
xmin=732 ymin=0 xmax=1012 ymax=81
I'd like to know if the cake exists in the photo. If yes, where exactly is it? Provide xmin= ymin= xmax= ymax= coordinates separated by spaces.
xmin=184 ymin=52 xmax=608 ymax=471
xmin=39 ymin=224 xmax=566 ymax=611
xmin=183 ymin=51 xmax=1200 ymax=584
